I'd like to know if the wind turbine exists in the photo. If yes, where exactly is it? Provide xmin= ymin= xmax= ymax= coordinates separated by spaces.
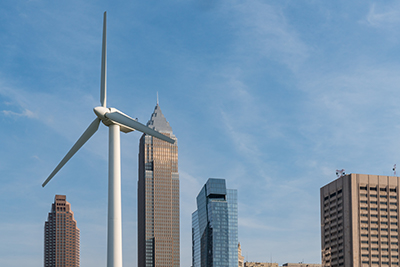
xmin=42 ymin=12 xmax=175 ymax=267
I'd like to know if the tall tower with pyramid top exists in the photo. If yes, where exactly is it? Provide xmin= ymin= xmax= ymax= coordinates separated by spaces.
xmin=138 ymin=103 xmax=179 ymax=267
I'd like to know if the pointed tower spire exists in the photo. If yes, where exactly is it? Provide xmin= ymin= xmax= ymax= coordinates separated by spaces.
xmin=146 ymin=102 xmax=174 ymax=134
xmin=157 ymin=92 xmax=159 ymax=106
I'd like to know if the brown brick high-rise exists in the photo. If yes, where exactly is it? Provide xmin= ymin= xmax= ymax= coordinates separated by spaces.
xmin=44 ymin=195 xmax=80 ymax=267
xmin=138 ymin=103 xmax=179 ymax=267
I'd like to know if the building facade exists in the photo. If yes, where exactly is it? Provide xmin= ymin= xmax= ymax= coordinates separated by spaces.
xmin=138 ymin=103 xmax=179 ymax=267
xmin=44 ymin=195 xmax=80 ymax=267
xmin=321 ymin=173 xmax=400 ymax=267
xmin=192 ymin=178 xmax=238 ymax=267
xmin=238 ymin=243 xmax=244 ymax=267
xmin=245 ymin=262 xmax=278 ymax=267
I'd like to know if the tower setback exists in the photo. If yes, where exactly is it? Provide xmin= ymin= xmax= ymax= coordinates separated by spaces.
xmin=44 ymin=195 xmax=80 ymax=267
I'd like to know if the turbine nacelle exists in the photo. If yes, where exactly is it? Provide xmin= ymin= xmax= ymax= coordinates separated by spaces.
xmin=93 ymin=106 xmax=109 ymax=120
xmin=94 ymin=106 xmax=135 ymax=133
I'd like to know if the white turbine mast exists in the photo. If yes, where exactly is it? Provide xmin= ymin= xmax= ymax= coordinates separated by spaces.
xmin=42 ymin=12 xmax=174 ymax=267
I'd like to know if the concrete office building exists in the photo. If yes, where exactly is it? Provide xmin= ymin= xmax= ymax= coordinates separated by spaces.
xmin=44 ymin=195 xmax=80 ymax=267
xmin=321 ymin=173 xmax=400 ymax=267
xmin=192 ymin=178 xmax=238 ymax=267
xmin=137 ymin=103 xmax=179 ymax=267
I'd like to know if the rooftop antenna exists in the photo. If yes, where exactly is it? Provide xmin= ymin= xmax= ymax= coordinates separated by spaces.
xmin=157 ymin=91 xmax=159 ymax=105
xmin=336 ymin=169 xmax=345 ymax=178
xmin=394 ymin=164 xmax=397 ymax=176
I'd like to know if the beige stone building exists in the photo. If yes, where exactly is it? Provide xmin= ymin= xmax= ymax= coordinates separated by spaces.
xmin=245 ymin=262 xmax=278 ymax=267
xmin=321 ymin=173 xmax=400 ymax=267
xmin=239 ymin=243 xmax=245 ymax=267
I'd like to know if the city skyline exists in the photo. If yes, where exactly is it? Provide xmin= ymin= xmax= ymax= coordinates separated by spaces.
xmin=3 ymin=1 xmax=400 ymax=266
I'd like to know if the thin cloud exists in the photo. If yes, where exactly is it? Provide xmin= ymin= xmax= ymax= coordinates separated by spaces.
xmin=365 ymin=3 xmax=400 ymax=28
xmin=2 ymin=108 xmax=37 ymax=118
xmin=228 ymin=0 xmax=309 ymax=71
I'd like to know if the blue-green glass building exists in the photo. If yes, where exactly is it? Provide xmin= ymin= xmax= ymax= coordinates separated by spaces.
xmin=192 ymin=178 xmax=238 ymax=267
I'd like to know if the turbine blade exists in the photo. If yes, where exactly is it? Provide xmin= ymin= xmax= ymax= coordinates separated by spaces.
xmin=100 ymin=11 xmax=107 ymax=107
xmin=42 ymin=118 xmax=101 ymax=187
xmin=106 ymin=110 xmax=175 ymax=144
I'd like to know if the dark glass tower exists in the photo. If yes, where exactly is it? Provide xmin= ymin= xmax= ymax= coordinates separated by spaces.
xmin=44 ymin=195 xmax=80 ymax=267
xmin=138 ymin=103 xmax=179 ymax=267
xmin=192 ymin=178 xmax=238 ymax=267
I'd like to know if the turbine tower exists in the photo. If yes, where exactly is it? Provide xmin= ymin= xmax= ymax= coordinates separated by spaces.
xmin=41 ymin=12 xmax=175 ymax=267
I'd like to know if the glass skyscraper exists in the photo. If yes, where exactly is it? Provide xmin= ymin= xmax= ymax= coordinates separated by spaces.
xmin=192 ymin=178 xmax=238 ymax=267
xmin=137 ymin=103 xmax=179 ymax=267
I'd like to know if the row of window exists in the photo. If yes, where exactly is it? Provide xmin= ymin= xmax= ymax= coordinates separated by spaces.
xmin=360 ymin=186 xmax=397 ymax=193
xmin=362 ymin=261 xmax=399 ymax=265
xmin=362 ymin=247 xmax=399 ymax=252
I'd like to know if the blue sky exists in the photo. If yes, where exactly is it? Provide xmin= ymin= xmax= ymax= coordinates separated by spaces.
xmin=2 ymin=0 xmax=400 ymax=266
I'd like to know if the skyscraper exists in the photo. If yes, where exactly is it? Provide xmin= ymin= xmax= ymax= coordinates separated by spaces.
xmin=137 ymin=103 xmax=179 ymax=267
xmin=192 ymin=178 xmax=238 ymax=267
xmin=321 ymin=173 xmax=400 ymax=267
xmin=44 ymin=195 xmax=80 ymax=267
